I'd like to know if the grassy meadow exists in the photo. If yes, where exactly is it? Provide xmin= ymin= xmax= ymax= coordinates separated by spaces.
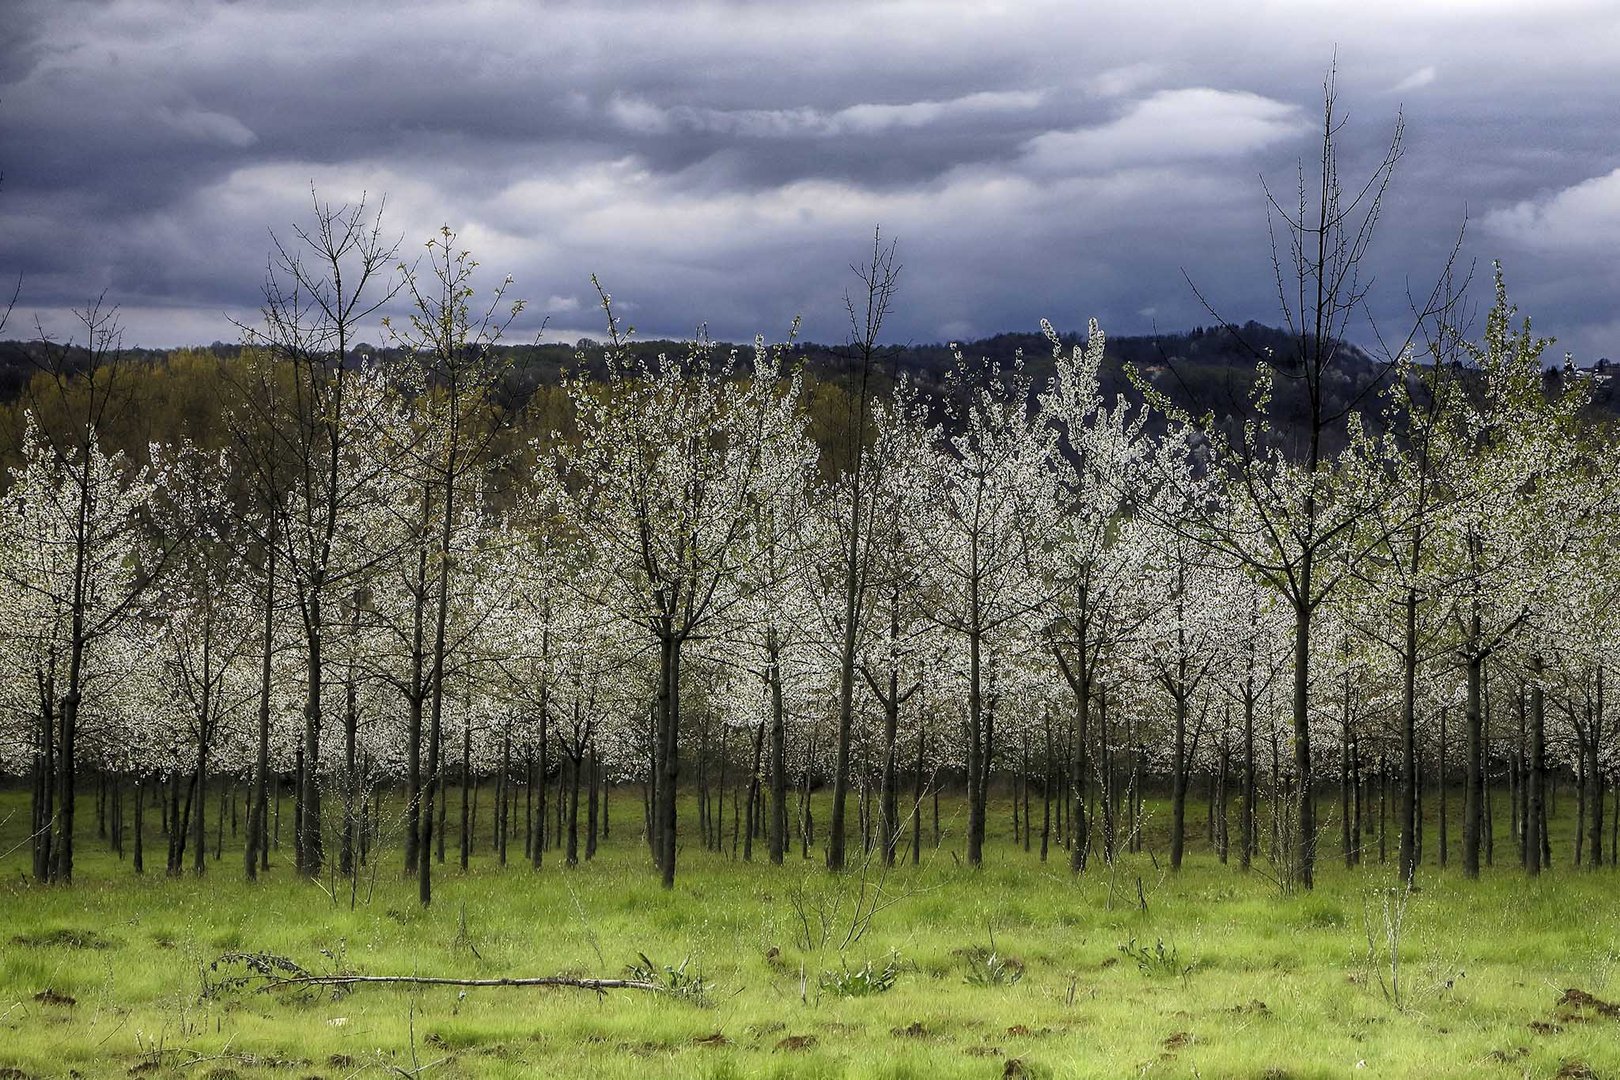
xmin=1 ymin=785 xmax=1618 ymax=1079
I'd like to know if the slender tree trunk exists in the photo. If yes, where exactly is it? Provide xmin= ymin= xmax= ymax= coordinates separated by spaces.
xmin=192 ymin=742 xmax=208 ymax=875
xmin=1291 ymin=592 xmax=1315 ymax=889
xmin=298 ymin=591 xmax=324 ymax=877
xmin=1397 ymin=578 xmax=1420 ymax=886
xmin=133 ymin=775 xmax=145 ymax=874
xmin=52 ymin=687 xmax=81 ymax=883
xmin=1341 ymin=663 xmax=1353 ymax=870
xmin=966 ymin=627 xmax=985 ymax=866
xmin=1170 ymin=689 xmax=1187 ymax=872
xmin=744 ymin=722 xmax=764 ymax=863
xmin=419 ymin=674 xmax=443 ymax=904
xmin=1439 ymin=707 xmax=1449 ymax=868
xmin=828 ymin=467 xmax=865 ymax=874
xmin=1040 ymin=715 xmax=1052 ymax=862
xmin=586 ymin=740 xmax=599 ymax=861
xmin=498 ymin=734 xmax=511 ymax=866
xmin=658 ymin=631 xmax=681 ymax=888
xmin=405 ymin=547 xmax=429 ymax=876
xmin=566 ymin=750 xmax=583 ymax=867
xmin=459 ymin=719 xmax=473 ymax=871
xmin=248 ymin=543 xmax=275 ymax=880
xmin=1053 ymin=642 xmax=1091 ymax=874
xmin=1589 ymin=666 xmax=1605 ymax=869
xmin=877 ymin=650 xmax=902 ymax=866
xmin=1378 ymin=753 xmax=1387 ymax=863
xmin=912 ymin=728 xmax=926 ymax=866
xmin=1526 ymin=657 xmax=1545 ymax=875
xmin=32 ymin=691 xmax=54 ymax=882
xmin=1242 ymin=685 xmax=1256 ymax=871
xmin=768 ymin=632 xmax=787 ymax=865
xmin=1463 ymin=646 xmax=1485 ymax=879
xmin=1349 ymin=733 xmax=1362 ymax=866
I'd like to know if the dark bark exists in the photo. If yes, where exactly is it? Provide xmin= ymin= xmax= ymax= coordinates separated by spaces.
xmin=1526 ymin=657 xmax=1545 ymax=875
xmin=1589 ymin=665 xmax=1605 ymax=868
xmin=1463 ymin=646 xmax=1485 ymax=878
xmin=768 ymin=631 xmax=787 ymax=865
xmin=1291 ymin=593 xmax=1315 ymax=889
xmin=1170 ymin=687 xmax=1188 ymax=872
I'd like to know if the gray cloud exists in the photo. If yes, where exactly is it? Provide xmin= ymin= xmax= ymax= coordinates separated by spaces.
xmin=3 ymin=0 xmax=1618 ymax=360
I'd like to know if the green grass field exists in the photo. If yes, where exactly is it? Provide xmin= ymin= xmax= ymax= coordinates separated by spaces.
xmin=2 ymin=786 xmax=1617 ymax=1079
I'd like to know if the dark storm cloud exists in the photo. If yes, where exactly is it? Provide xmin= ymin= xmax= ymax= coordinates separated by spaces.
xmin=3 ymin=0 xmax=1618 ymax=358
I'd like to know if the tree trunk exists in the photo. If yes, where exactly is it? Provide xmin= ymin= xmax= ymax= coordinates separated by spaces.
xmin=459 ymin=719 xmax=473 ymax=871
xmin=566 ymin=750 xmax=582 ymax=867
xmin=247 ymin=543 xmax=275 ymax=880
xmin=912 ymin=728 xmax=926 ymax=866
xmin=658 ymin=632 xmax=681 ymax=888
xmin=1170 ymin=689 xmax=1187 ymax=872
xmin=131 ymin=775 xmax=145 ymax=874
xmin=966 ymin=628 xmax=986 ymax=867
xmin=1526 ymin=657 xmax=1545 ymax=875
xmin=298 ymin=594 xmax=324 ymax=877
xmin=743 ymin=722 xmax=764 ymax=863
xmin=586 ymin=741 xmax=600 ymax=860
xmin=32 ymin=692 xmax=54 ymax=882
xmin=1242 ymin=683 xmax=1256 ymax=871
xmin=877 ymin=653 xmax=901 ymax=867
xmin=498 ymin=734 xmax=511 ymax=866
xmin=1439 ymin=707 xmax=1449 ymax=868
xmin=1291 ymin=593 xmax=1315 ymax=889
xmin=1589 ymin=665 xmax=1605 ymax=869
xmin=768 ymin=631 xmax=787 ymax=865
xmin=1463 ymin=648 xmax=1485 ymax=879
xmin=827 ymin=467 xmax=865 ymax=874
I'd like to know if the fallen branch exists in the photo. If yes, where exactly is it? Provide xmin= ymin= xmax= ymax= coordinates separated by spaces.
xmin=264 ymin=974 xmax=664 ymax=994
xmin=208 ymin=952 xmax=670 ymax=999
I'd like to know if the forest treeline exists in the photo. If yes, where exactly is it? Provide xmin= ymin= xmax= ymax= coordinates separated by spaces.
xmin=4 ymin=93 xmax=1620 ymax=905
xmin=0 ymin=321 xmax=1417 ymax=470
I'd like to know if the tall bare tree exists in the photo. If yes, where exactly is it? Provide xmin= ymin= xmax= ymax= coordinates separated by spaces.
xmin=239 ymin=189 xmax=401 ymax=877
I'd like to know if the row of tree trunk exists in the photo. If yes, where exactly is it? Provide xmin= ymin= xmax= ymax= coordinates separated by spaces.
xmin=30 ymin=657 xmax=1620 ymax=882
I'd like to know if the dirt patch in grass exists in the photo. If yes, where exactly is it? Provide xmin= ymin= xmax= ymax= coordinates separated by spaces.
xmin=892 ymin=1021 xmax=930 ymax=1038
xmin=1556 ymin=988 xmax=1620 ymax=1022
xmin=692 ymin=1031 xmax=729 ymax=1047
xmin=1529 ymin=1021 xmax=1563 ymax=1036
xmin=774 ymin=1034 xmax=816 ymax=1052
xmin=1163 ymin=1031 xmax=1193 ymax=1051
xmin=1555 ymin=1060 xmax=1597 ymax=1080
xmin=11 ymin=928 xmax=113 ymax=950
xmin=32 ymin=989 xmax=75 ymax=1006
xmin=1003 ymin=1059 xmax=1030 ymax=1078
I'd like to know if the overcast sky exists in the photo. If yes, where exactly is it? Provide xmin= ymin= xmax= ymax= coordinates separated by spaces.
xmin=4 ymin=0 xmax=1619 ymax=358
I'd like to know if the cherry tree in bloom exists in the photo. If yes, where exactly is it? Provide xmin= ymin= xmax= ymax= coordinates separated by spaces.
xmin=915 ymin=344 xmax=1061 ymax=867
xmin=0 ymin=407 xmax=158 ymax=882
xmin=536 ymin=301 xmax=813 ymax=888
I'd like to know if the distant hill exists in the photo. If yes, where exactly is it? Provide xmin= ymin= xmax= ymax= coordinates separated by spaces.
xmin=1 ymin=323 xmax=1606 ymax=460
